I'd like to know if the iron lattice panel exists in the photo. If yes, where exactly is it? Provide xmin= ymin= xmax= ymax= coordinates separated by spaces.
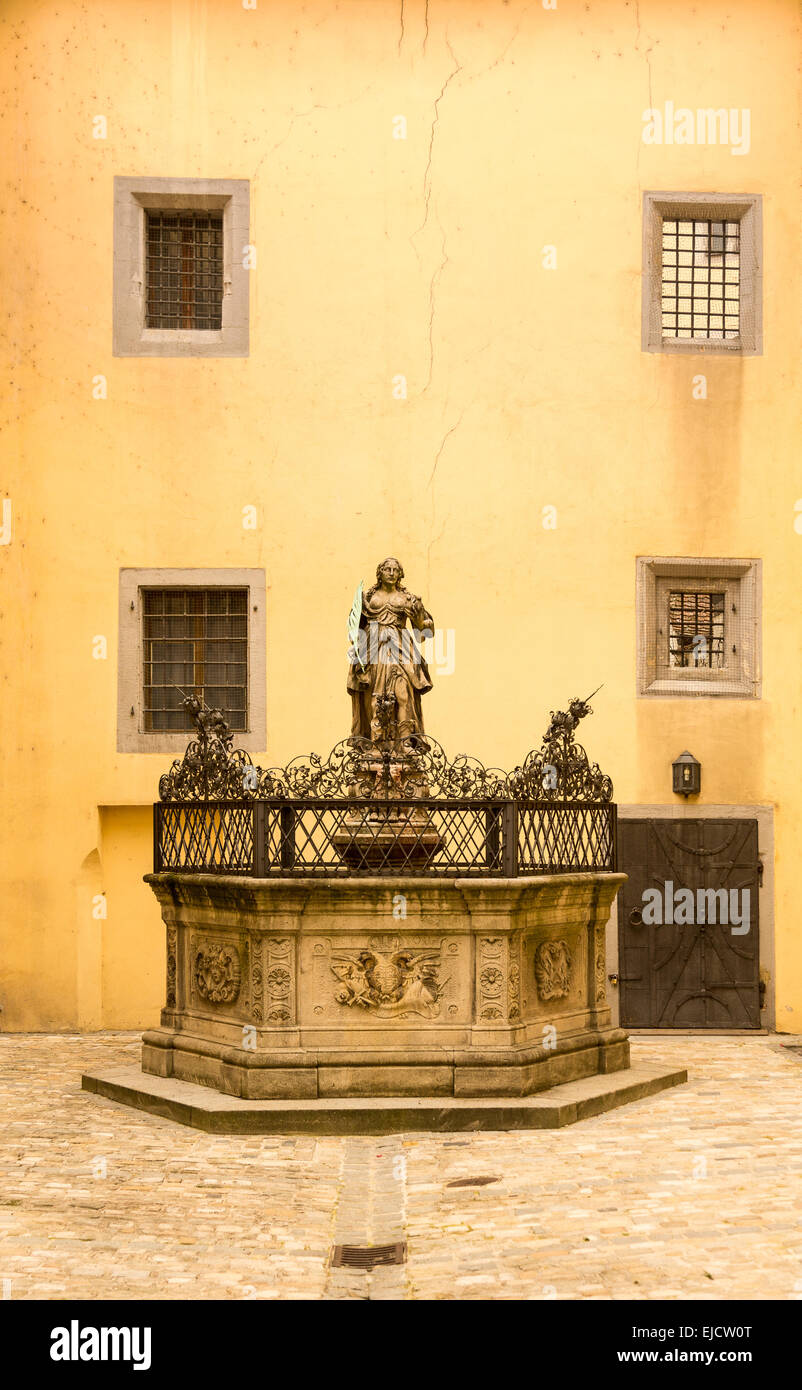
xmin=154 ymin=799 xmax=616 ymax=877
xmin=517 ymin=802 xmax=616 ymax=874
xmin=145 ymin=210 xmax=223 ymax=330
xmin=262 ymin=800 xmax=506 ymax=876
xmin=142 ymin=587 xmax=248 ymax=734
xmin=661 ymin=216 xmax=740 ymax=341
xmin=668 ymin=589 xmax=725 ymax=669
xmin=156 ymin=802 xmax=254 ymax=874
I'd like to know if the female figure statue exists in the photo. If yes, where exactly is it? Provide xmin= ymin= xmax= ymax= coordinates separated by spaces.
xmin=347 ymin=557 xmax=434 ymax=744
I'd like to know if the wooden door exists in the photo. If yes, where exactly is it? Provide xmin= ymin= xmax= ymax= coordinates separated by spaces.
xmin=617 ymin=819 xmax=760 ymax=1028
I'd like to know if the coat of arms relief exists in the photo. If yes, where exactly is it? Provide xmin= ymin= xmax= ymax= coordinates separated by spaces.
xmin=332 ymin=945 xmax=447 ymax=1019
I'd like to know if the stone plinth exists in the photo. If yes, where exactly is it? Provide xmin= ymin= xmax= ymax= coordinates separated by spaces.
xmin=139 ymin=871 xmax=631 ymax=1100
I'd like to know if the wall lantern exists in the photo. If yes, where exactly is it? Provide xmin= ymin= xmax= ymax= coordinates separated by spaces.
xmin=672 ymin=750 xmax=701 ymax=797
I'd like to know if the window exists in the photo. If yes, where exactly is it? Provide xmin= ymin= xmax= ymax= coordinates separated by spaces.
xmin=636 ymin=558 xmax=761 ymax=698
xmin=145 ymin=212 xmax=223 ymax=331
xmin=660 ymin=218 xmax=740 ymax=342
xmin=142 ymin=588 xmax=248 ymax=732
xmin=113 ymin=177 xmax=249 ymax=357
xmin=117 ymin=569 xmax=266 ymax=753
xmin=642 ymin=194 xmax=762 ymax=354
xmin=668 ymin=591 xmax=725 ymax=668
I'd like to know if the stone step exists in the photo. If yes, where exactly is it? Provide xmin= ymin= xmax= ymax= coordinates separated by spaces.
xmin=81 ymin=1062 xmax=687 ymax=1134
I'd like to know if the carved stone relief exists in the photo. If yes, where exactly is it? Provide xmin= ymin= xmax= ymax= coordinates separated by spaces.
xmin=534 ymin=940 xmax=573 ymax=1002
xmin=266 ymin=936 xmax=292 ymax=1023
xmin=594 ymin=928 xmax=607 ymax=1003
xmin=194 ymin=943 xmax=241 ymax=1004
xmin=332 ymin=944 xmax=445 ymax=1019
xmin=165 ymin=926 xmax=177 ymax=1008
xmin=250 ymin=937 xmax=264 ymax=1023
xmin=508 ymin=960 xmax=521 ymax=1021
xmin=478 ymin=936 xmax=505 ymax=1021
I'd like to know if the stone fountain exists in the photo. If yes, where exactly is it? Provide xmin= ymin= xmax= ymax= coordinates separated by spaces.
xmin=82 ymin=556 xmax=685 ymax=1131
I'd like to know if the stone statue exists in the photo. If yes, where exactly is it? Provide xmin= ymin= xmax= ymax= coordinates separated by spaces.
xmin=347 ymin=557 xmax=434 ymax=745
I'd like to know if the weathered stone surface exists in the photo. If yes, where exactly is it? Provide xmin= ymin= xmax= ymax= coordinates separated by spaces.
xmin=142 ymin=871 xmax=629 ymax=1099
xmin=82 ymin=1062 xmax=687 ymax=1133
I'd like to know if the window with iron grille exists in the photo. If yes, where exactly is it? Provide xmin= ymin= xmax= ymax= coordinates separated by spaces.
xmin=642 ymin=194 xmax=761 ymax=354
xmin=113 ymin=177 xmax=249 ymax=357
xmin=661 ymin=219 xmax=740 ymax=341
xmin=668 ymin=591 xmax=725 ymax=668
xmin=142 ymin=588 xmax=248 ymax=732
xmin=145 ymin=211 xmax=223 ymax=330
xmin=637 ymin=558 xmax=761 ymax=699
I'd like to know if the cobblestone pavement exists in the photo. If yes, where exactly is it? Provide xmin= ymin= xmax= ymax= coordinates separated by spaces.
xmin=1 ymin=1033 xmax=801 ymax=1301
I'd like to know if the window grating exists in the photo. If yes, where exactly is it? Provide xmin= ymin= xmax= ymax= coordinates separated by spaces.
xmin=145 ymin=211 xmax=223 ymax=330
xmin=661 ymin=218 xmax=740 ymax=340
xmin=668 ymin=591 xmax=725 ymax=669
xmin=142 ymin=588 xmax=248 ymax=732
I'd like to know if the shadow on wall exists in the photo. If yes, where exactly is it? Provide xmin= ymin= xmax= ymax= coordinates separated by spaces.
xmin=670 ymin=352 xmax=745 ymax=523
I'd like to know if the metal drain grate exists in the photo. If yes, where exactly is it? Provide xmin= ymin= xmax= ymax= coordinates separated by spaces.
xmin=446 ymin=1176 xmax=500 ymax=1188
xmin=330 ymin=1242 xmax=407 ymax=1270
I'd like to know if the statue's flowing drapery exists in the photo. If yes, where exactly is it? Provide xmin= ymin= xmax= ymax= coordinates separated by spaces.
xmin=347 ymin=589 xmax=434 ymax=741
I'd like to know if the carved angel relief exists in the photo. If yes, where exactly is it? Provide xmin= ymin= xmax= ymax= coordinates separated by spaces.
xmin=331 ymin=946 xmax=446 ymax=1019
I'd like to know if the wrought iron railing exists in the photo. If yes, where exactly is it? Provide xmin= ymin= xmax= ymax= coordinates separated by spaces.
xmin=153 ymin=798 xmax=617 ymax=877
xmin=152 ymin=691 xmax=617 ymax=878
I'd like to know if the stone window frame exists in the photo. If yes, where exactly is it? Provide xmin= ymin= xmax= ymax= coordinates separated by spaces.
xmin=113 ymin=177 xmax=250 ymax=357
xmin=117 ymin=567 xmax=266 ymax=754
xmin=641 ymin=192 xmax=763 ymax=355
xmin=636 ymin=557 xmax=762 ymax=699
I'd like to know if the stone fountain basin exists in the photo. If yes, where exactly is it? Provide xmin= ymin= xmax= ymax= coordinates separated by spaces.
xmin=137 ymin=870 xmax=633 ymax=1101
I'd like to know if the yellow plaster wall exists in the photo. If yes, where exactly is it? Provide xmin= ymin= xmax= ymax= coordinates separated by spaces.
xmin=1 ymin=0 xmax=800 ymax=1029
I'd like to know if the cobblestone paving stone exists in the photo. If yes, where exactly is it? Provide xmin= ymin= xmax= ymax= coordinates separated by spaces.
xmin=0 ymin=1033 xmax=800 ymax=1301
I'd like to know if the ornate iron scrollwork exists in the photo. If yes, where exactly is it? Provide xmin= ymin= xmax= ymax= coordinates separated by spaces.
xmin=158 ymin=690 xmax=612 ymax=805
xmin=506 ymin=692 xmax=613 ymax=804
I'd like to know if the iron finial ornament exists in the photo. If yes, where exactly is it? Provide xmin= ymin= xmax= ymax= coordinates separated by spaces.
xmin=158 ymin=690 xmax=612 ymax=806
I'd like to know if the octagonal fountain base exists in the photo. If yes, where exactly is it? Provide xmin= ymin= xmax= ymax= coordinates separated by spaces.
xmin=81 ymin=870 xmax=686 ymax=1128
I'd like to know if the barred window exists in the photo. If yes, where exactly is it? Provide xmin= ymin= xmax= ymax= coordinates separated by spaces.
xmin=145 ymin=211 xmax=223 ymax=330
xmin=142 ymin=588 xmax=248 ymax=732
xmin=642 ymin=194 xmax=761 ymax=355
xmin=637 ymin=558 xmax=761 ymax=699
xmin=668 ymin=591 xmax=725 ymax=668
xmin=661 ymin=219 xmax=740 ymax=341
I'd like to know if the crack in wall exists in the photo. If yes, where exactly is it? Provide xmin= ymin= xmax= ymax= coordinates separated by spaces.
xmin=428 ymin=411 xmax=465 ymax=490
xmin=251 ymin=85 xmax=374 ymax=182
xmin=634 ymin=0 xmax=654 ymax=179
xmin=460 ymin=4 xmax=532 ymax=87
xmin=423 ymin=219 xmax=449 ymax=393
xmin=412 ymin=36 xmax=463 ymax=246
